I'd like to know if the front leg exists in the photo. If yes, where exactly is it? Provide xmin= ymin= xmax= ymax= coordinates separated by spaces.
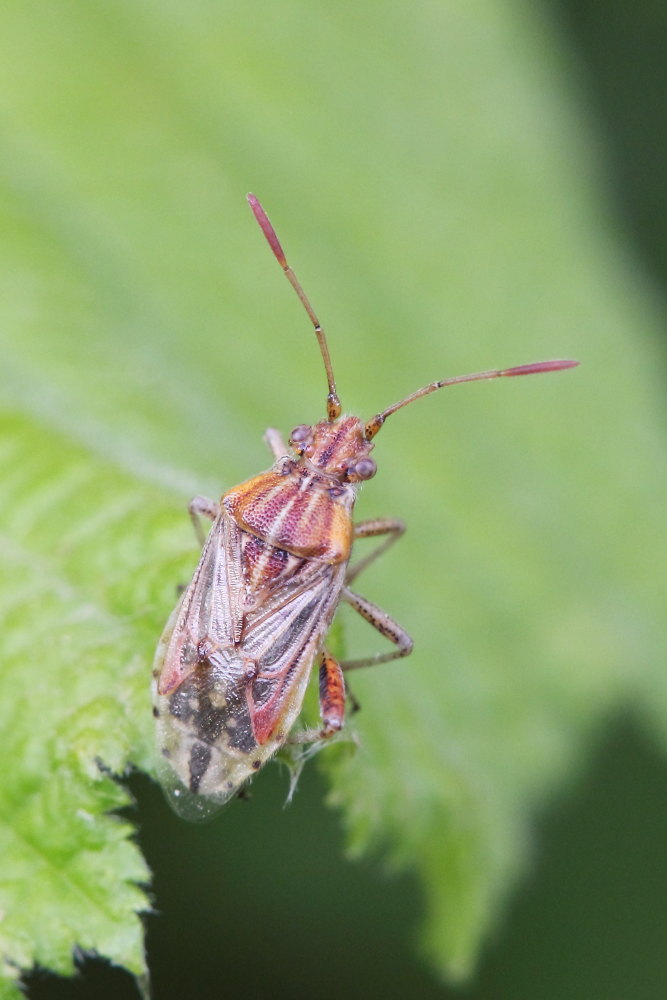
xmin=263 ymin=427 xmax=290 ymax=461
xmin=346 ymin=517 xmax=406 ymax=584
xmin=188 ymin=495 xmax=220 ymax=547
xmin=340 ymin=587 xmax=413 ymax=671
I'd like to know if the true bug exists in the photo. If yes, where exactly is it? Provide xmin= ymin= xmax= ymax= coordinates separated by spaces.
xmin=152 ymin=194 xmax=578 ymax=820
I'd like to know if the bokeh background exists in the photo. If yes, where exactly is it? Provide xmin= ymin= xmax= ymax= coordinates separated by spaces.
xmin=1 ymin=0 xmax=666 ymax=997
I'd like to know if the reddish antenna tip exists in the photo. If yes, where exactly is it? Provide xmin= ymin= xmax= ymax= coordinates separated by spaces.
xmin=501 ymin=359 xmax=580 ymax=377
xmin=247 ymin=193 xmax=288 ymax=268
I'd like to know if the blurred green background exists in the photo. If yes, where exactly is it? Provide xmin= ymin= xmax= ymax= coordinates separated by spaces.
xmin=1 ymin=0 xmax=666 ymax=997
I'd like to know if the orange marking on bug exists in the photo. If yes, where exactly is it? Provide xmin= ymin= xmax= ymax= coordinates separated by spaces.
xmin=319 ymin=652 xmax=346 ymax=733
xmin=224 ymin=471 xmax=353 ymax=562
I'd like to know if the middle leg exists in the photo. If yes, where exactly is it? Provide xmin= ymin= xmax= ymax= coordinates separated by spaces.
xmin=339 ymin=587 xmax=413 ymax=671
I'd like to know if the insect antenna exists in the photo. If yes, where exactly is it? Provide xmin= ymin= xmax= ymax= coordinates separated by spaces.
xmin=364 ymin=359 xmax=579 ymax=439
xmin=247 ymin=194 xmax=341 ymax=422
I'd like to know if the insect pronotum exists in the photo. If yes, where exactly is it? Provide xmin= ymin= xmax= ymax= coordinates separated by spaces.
xmin=152 ymin=194 xmax=579 ymax=820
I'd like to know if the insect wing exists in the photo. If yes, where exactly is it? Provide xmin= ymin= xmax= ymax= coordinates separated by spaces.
xmin=153 ymin=510 xmax=346 ymax=819
xmin=152 ymin=511 xmax=244 ymax=819
xmin=155 ymin=512 xmax=243 ymax=697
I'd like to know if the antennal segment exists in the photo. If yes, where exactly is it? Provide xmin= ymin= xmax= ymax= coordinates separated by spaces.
xmin=364 ymin=358 xmax=579 ymax=439
xmin=247 ymin=194 xmax=342 ymax=421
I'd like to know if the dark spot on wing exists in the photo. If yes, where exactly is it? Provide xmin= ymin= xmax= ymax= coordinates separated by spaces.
xmin=196 ymin=698 xmax=229 ymax=743
xmin=169 ymin=665 xmax=257 ymax=753
xmin=250 ymin=676 xmax=274 ymax=707
xmin=189 ymin=742 xmax=212 ymax=793
xmin=168 ymin=686 xmax=195 ymax=721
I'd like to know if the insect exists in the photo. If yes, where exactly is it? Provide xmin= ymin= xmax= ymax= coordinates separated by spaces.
xmin=152 ymin=193 xmax=579 ymax=820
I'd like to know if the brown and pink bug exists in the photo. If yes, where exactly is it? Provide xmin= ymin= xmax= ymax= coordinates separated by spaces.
xmin=152 ymin=194 xmax=578 ymax=819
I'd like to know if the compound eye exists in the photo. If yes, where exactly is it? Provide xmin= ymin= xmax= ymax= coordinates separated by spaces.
xmin=289 ymin=424 xmax=312 ymax=453
xmin=347 ymin=457 xmax=377 ymax=482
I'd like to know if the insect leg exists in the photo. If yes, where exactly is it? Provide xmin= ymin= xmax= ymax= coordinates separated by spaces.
xmin=188 ymin=495 xmax=220 ymax=547
xmin=263 ymin=427 xmax=290 ymax=460
xmin=339 ymin=587 xmax=413 ymax=671
xmin=319 ymin=650 xmax=346 ymax=735
xmin=286 ymin=651 xmax=346 ymax=745
xmin=346 ymin=518 xmax=406 ymax=585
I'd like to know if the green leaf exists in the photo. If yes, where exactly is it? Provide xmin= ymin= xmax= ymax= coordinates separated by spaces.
xmin=1 ymin=0 xmax=666 ymax=991
xmin=0 ymin=412 xmax=162 ymax=993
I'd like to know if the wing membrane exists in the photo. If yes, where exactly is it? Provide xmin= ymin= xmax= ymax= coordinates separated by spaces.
xmin=156 ymin=511 xmax=243 ymax=695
